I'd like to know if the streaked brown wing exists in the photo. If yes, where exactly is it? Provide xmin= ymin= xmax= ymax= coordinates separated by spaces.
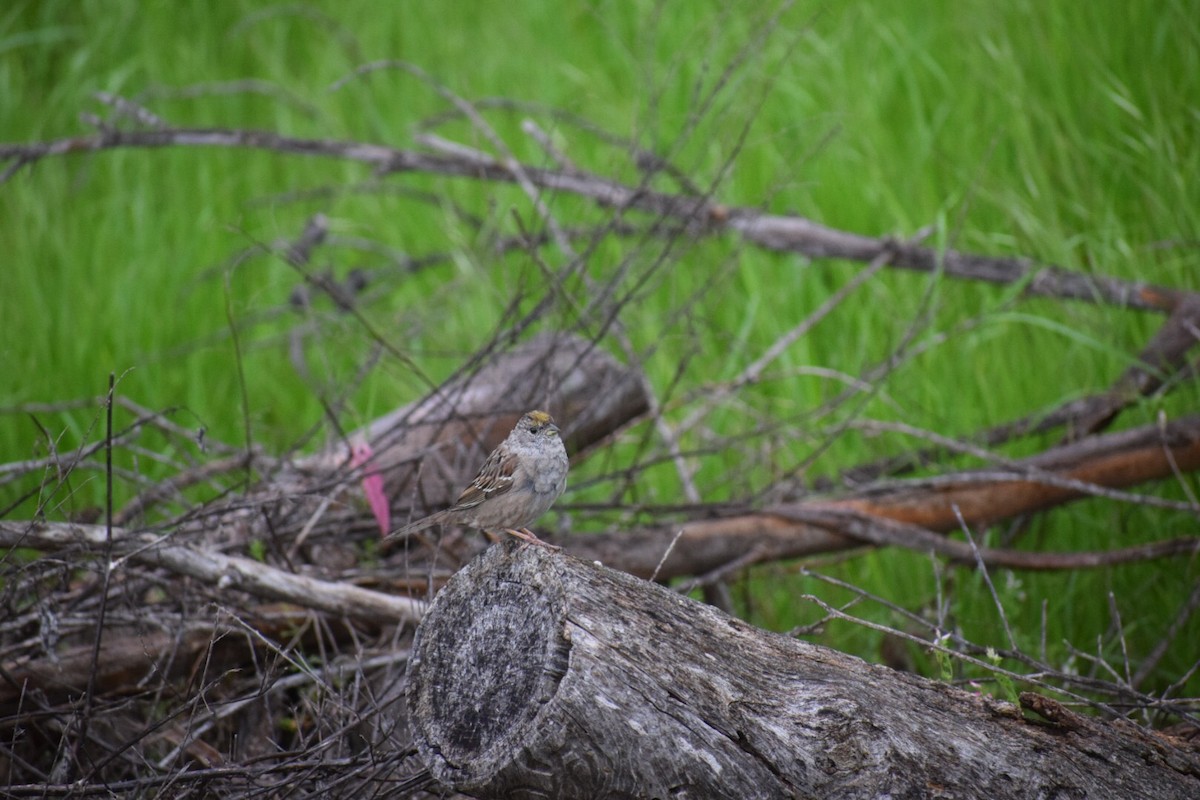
xmin=451 ymin=447 xmax=517 ymax=510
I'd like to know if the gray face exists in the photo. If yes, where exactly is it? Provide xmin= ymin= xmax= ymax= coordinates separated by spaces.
xmin=517 ymin=411 xmax=559 ymax=438
xmin=508 ymin=413 xmax=568 ymax=500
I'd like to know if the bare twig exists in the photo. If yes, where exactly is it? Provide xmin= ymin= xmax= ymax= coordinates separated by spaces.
xmin=676 ymin=246 xmax=895 ymax=437
xmin=72 ymin=376 xmax=118 ymax=781
xmin=1133 ymin=578 xmax=1200 ymax=690
xmin=830 ymin=305 xmax=1200 ymax=491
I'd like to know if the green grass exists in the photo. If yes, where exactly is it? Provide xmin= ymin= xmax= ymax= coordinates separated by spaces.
xmin=2 ymin=0 xmax=1197 ymax=707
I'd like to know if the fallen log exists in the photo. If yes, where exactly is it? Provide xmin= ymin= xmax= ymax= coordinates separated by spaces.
xmin=406 ymin=544 xmax=1200 ymax=798
xmin=0 ymin=601 xmax=369 ymax=709
xmin=110 ymin=331 xmax=649 ymax=542
xmin=291 ymin=330 xmax=649 ymax=528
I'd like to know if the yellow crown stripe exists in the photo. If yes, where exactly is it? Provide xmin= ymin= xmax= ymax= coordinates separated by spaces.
xmin=527 ymin=410 xmax=553 ymax=425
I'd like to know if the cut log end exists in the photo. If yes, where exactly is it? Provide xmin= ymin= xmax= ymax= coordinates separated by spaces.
xmin=407 ymin=543 xmax=571 ymax=787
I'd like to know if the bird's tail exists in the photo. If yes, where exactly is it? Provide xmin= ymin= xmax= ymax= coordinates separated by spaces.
xmin=384 ymin=510 xmax=447 ymax=542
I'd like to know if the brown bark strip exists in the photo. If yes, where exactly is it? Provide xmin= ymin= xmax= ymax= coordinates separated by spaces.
xmin=832 ymin=416 xmax=1200 ymax=530
xmin=1021 ymin=692 xmax=1088 ymax=731
xmin=1020 ymin=692 xmax=1200 ymax=780
xmin=573 ymin=415 xmax=1200 ymax=579
xmin=779 ymin=506 xmax=1199 ymax=570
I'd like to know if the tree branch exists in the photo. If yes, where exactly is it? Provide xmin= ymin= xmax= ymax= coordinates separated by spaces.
xmin=0 ymin=127 xmax=1185 ymax=312
xmin=574 ymin=414 xmax=1200 ymax=578
xmin=0 ymin=521 xmax=426 ymax=625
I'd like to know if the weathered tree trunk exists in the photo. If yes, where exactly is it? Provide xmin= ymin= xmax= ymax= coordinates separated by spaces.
xmin=406 ymin=545 xmax=1200 ymax=799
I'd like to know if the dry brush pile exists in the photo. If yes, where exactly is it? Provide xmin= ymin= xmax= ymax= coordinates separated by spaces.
xmin=2 ymin=72 xmax=1199 ymax=797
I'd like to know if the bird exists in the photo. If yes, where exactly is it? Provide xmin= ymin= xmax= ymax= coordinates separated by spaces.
xmin=385 ymin=410 xmax=568 ymax=548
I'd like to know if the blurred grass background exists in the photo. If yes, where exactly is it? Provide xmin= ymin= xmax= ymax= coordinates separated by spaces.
xmin=1 ymin=0 xmax=1197 ymax=706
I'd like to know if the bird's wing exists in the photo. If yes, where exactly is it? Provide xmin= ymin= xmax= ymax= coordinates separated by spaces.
xmin=451 ymin=446 xmax=518 ymax=510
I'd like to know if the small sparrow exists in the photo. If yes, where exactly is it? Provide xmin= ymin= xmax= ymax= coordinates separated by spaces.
xmin=386 ymin=410 xmax=568 ymax=548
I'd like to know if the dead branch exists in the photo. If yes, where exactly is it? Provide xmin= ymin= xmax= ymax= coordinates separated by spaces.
xmin=831 ymin=294 xmax=1200 ymax=487
xmin=0 ymin=520 xmax=426 ymax=625
xmin=0 ymin=127 xmax=1185 ymax=312
xmin=0 ymin=604 xmax=372 ymax=709
xmin=1073 ymin=292 xmax=1200 ymax=436
xmin=572 ymin=414 xmax=1200 ymax=579
xmin=779 ymin=507 xmax=1199 ymax=569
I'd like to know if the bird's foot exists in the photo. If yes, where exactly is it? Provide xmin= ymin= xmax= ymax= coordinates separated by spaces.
xmin=503 ymin=528 xmax=560 ymax=551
